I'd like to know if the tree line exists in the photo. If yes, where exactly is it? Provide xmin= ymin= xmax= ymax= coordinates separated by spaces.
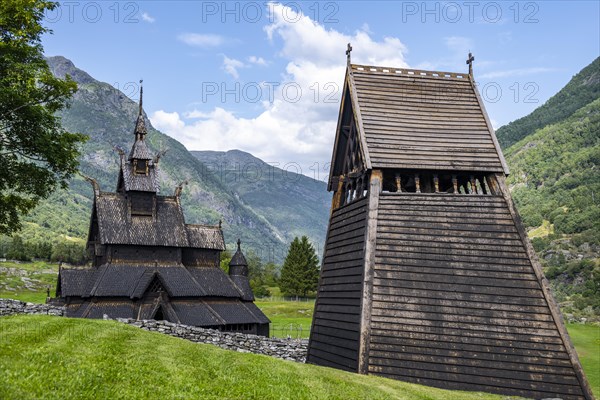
xmin=0 ymin=235 xmax=87 ymax=264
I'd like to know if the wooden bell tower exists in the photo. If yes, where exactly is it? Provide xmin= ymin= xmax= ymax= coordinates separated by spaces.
xmin=307 ymin=47 xmax=594 ymax=400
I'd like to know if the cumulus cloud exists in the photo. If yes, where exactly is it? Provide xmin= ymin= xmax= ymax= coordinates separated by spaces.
xmin=222 ymin=56 xmax=246 ymax=79
xmin=178 ymin=33 xmax=225 ymax=47
xmin=141 ymin=12 xmax=155 ymax=23
xmin=152 ymin=3 xmax=409 ymax=178
xmin=248 ymin=56 xmax=268 ymax=66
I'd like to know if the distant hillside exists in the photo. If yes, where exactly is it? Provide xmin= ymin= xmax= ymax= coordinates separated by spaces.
xmin=497 ymin=57 xmax=599 ymax=148
xmin=0 ymin=56 xmax=330 ymax=264
xmin=191 ymin=150 xmax=329 ymax=256
xmin=504 ymin=58 xmax=600 ymax=320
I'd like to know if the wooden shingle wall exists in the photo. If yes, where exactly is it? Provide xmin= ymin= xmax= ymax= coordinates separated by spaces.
xmin=366 ymin=193 xmax=588 ymax=399
xmin=307 ymin=197 xmax=368 ymax=372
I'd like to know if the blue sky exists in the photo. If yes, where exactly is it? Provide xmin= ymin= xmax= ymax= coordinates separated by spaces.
xmin=42 ymin=1 xmax=600 ymax=179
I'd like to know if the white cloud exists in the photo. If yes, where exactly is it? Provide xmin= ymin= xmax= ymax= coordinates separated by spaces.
xmin=248 ymin=56 xmax=268 ymax=66
xmin=141 ymin=12 xmax=155 ymax=23
xmin=479 ymin=67 xmax=557 ymax=79
xmin=222 ymin=56 xmax=245 ymax=79
xmin=151 ymin=110 xmax=185 ymax=132
xmin=178 ymin=33 xmax=225 ymax=48
xmin=152 ymin=3 xmax=409 ymax=178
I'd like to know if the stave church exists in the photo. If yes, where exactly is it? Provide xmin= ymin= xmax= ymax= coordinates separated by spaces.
xmin=49 ymin=86 xmax=269 ymax=337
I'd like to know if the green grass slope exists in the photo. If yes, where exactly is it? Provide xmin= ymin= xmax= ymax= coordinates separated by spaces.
xmin=567 ymin=324 xmax=600 ymax=395
xmin=496 ymin=57 xmax=599 ymax=148
xmin=0 ymin=315 xmax=510 ymax=400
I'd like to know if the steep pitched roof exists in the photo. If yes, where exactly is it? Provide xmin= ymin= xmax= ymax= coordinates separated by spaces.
xmin=119 ymin=151 xmax=159 ymax=193
xmin=309 ymin=192 xmax=593 ymax=398
xmin=95 ymin=193 xmax=188 ymax=247
xmin=332 ymin=64 xmax=508 ymax=175
xmin=129 ymin=137 xmax=153 ymax=160
xmin=186 ymin=224 xmax=226 ymax=251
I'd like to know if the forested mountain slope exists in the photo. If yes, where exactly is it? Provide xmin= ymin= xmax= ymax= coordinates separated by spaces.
xmin=503 ymin=59 xmax=600 ymax=319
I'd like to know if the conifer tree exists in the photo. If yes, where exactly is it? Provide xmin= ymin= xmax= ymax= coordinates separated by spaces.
xmin=279 ymin=236 xmax=320 ymax=297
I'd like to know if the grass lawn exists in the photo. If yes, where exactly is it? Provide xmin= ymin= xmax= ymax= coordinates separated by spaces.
xmin=0 ymin=315 xmax=511 ymax=400
xmin=255 ymin=299 xmax=315 ymax=339
xmin=567 ymin=323 xmax=600 ymax=397
xmin=0 ymin=261 xmax=59 ymax=304
xmin=1 ymin=262 xmax=598 ymax=397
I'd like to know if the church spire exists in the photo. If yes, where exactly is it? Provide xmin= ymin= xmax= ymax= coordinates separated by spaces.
xmin=129 ymin=81 xmax=153 ymax=162
xmin=134 ymin=80 xmax=147 ymax=139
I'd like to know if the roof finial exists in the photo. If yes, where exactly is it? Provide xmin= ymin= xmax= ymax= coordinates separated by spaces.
xmin=138 ymin=79 xmax=143 ymax=115
xmin=346 ymin=43 xmax=352 ymax=66
xmin=237 ymin=238 xmax=241 ymax=251
xmin=466 ymin=52 xmax=475 ymax=77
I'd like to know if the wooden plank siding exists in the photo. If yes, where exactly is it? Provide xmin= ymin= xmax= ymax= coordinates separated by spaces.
xmin=307 ymin=197 xmax=368 ymax=372
xmin=349 ymin=65 xmax=506 ymax=172
xmin=366 ymin=193 xmax=587 ymax=399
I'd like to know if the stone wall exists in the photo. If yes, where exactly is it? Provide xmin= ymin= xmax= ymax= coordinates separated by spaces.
xmin=117 ymin=318 xmax=307 ymax=362
xmin=0 ymin=298 xmax=64 ymax=316
xmin=0 ymin=299 xmax=307 ymax=363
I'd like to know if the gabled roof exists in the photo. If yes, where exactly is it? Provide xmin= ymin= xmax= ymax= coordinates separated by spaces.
xmin=119 ymin=156 xmax=159 ymax=193
xmin=186 ymin=224 xmax=226 ymax=251
xmin=95 ymin=193 xmax=189 ymax=247
xmin=65 ymin=299 xmax=270 ymax=327
xmin=331 ymin=64 xmax=509 ymax=176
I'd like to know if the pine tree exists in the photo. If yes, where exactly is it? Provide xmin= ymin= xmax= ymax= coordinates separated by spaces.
xmin=279 ymin=236 xmax=320 ymax=297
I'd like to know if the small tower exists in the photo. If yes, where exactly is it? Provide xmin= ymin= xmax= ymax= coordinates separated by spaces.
xmin=229 ymin=239 xmax=248 ymax=275
xmin=307 ymin=49 xmax=594 ymax=399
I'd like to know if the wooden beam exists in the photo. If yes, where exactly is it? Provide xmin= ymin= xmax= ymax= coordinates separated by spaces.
xmin=330 ymin=175 xmax=345 ymax=215
xmin=347 ymin=68 xmax=372 ymax=170
xmin=357 ymin=169 xmax=382 ymax=374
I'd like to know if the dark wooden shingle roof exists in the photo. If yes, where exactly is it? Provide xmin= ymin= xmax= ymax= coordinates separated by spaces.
xmin=186 ymin=225 xmax=226 ymax=251
xmin=61 ymin=263 xmax=246 ymax=299
xmin=187 ymin=267 xmax=242 ymax=297
xmin=344 ymin=64 xmax=508 ymax=173
xmin=94 ymin=193 xmax=225 ymax=249
xmin=128 ymin=138 xmax=153 ymax=160
xmin=120 ymin=163 xmax=159 ymax=192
